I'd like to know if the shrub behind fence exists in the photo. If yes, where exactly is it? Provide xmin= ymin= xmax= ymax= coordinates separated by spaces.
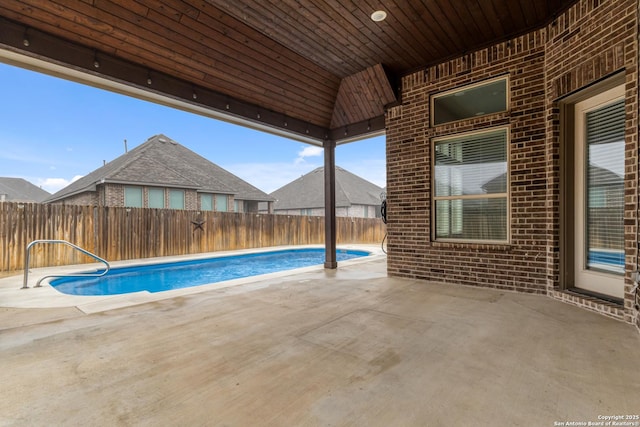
xmin=0 ymin=202 xmax=386 ymax=272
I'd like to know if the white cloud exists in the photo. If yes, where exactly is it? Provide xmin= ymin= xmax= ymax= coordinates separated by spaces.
xmin=38 ymin=175 xmax=83 ymax=194
xmin=295 ymin=146 xmax=323 ymax=164
xmin=223 ymin=144 xmax=387 ymax=194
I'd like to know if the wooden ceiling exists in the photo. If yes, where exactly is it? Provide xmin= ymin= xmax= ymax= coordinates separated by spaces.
xmin=0 ymin=0 xmax=576 ymax=144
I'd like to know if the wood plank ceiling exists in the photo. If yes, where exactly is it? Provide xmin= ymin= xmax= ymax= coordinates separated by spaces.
xmin=0 ymin=0 xmax=576 ymax=144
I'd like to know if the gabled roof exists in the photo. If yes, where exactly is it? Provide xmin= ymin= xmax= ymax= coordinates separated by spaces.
xmin=270 ymin=166 xmax=383 ymax=210
xmin=46 ymin=134 xmax=273 ymax=203
xmin=0 ymin=177 xmax=50 ymax=203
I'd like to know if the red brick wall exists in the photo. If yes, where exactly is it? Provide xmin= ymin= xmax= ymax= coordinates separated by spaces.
xmin=544 ymin=0 xmax=638 ymax=325
xmin=386 ymin=0 xmax=638 ymax=325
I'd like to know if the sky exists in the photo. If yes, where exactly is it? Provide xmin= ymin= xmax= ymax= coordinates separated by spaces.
xmin=0 ymin=62 xmax=386 ymax=195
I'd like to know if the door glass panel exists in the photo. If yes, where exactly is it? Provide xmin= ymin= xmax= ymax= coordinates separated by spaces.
xmin=585 ymin=100 xmax=625 ymax=274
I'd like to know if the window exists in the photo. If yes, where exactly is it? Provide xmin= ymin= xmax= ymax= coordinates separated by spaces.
xmin=585 ymin=99 xmax=625 ymax=273
xmin=215 ymin=194 xmax=228 ymax=212
xmin=148 ymin=188 xmax=164 ymax=208
xmin=432 ymin=76 xmax=508 ymax=126
xmin=169 ymin=189 xmax=185 ymax=209
xmin=201 ymin=194 xmax=213 ymax=211
xmin=124 ymin=186 xmax=143 ymax=207
xmin=433 ymin=127 xmax=509 ymax=242
xmin=234 ymin=200 xmax=240 ymax=212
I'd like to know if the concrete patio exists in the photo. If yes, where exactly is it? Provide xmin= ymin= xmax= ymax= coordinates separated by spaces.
xmin=1 ymin=255 xmax=639 ymax=426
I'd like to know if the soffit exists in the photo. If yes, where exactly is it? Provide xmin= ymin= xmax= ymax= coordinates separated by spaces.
xmin=0 ymin=0 xmax=577 ymax=144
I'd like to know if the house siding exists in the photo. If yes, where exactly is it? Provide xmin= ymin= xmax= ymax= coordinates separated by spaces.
xmin=385 ymin=0 xmax=638 ymax=327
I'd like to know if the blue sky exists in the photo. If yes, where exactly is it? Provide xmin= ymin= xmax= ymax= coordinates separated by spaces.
xmin=0 ymin=62 xmax=385 ymax=194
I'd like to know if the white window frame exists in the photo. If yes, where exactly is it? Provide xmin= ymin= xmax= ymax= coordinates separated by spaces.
xmin=432 ymin=126 xmax=510 ymax=244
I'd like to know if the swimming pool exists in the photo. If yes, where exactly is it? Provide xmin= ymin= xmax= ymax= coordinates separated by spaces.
xmin=50 ymin=248 xmax=370 ymax=296
xmin=588 ymin=249 xmax=625 ymax=273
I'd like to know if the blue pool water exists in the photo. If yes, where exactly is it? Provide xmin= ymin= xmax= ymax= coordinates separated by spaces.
xmin=588 ymin=250 xmax=624 ymax=267
xmin=51 ymin=248 xmax=369 ymax=296
xmin=588 ymin=249 xmax=624 ymax=273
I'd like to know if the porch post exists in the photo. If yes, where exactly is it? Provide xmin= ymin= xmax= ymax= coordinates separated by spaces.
xmin=323 ymin=139 xmax=337 ymax=269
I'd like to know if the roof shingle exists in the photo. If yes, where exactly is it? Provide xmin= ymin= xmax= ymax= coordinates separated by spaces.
xmin=46 ymin=134 xmax=273 ymax=203
xmin=0 ymin=177 xmax=50 ymax=202
xmin=270 ymin=166 xmax=383 ymax=210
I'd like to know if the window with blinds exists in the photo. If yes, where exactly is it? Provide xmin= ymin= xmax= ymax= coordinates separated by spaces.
xmin=586 ymin=99 xmax=625 ymax=273
xmin=433 ymin=127 xmax=509 ymax=242
xmin=124 ymin=186 xmax=143 ymax=208
xmin=169 ymin=189 xmax=185 ymax=210
xmin=148 ymin=188 xmax=164 ymax=209
xmin=200 ymin=194 xmax=213 ymax=211
xmin=215 ymin=194 xmax=228 ymax=212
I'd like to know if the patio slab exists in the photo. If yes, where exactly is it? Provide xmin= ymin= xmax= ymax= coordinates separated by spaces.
xmin=1 ymin=256 xmax=639 ymax=426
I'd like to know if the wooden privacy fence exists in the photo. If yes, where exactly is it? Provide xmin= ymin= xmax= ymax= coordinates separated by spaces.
xmin=0 ymin=202 xmax=386 ymax=272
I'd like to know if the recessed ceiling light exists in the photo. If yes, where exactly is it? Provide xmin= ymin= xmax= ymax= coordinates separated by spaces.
xmin=371 ymin=10 xmax=387 ymax=22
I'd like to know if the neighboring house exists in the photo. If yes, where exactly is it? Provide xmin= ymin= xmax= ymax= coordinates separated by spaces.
xmin=267 ymin=166 xmax=383 ymax=218
xmin=45 ymin=134 xmax=273 ymax=212
xmin=0 ymin=177 xmax=50 ymax=203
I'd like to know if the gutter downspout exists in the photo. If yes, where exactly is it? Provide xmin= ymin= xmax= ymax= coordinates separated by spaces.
xmin=324 ymin=139 xmax=337 ymax=269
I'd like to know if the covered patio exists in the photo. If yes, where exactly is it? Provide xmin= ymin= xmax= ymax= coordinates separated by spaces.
xmin=1 ymin=256 xmax=639 ymax=425
xmin=1 ymin=1 xmax=640 ymax=423
xmin=0 ymin=0 xmax=578 ymax=268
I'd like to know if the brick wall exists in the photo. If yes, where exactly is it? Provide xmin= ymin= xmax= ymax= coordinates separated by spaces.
xmin=185 ymin=189 xmax=198 ymax=210
xmin=63 ymin=185 xmax=202 ymax=210
xmin=387 ymin=29 xmax=548 ymax=294
xmin=386 ymin=0 xmax=638 ymax=325
xmin=544 ymin=0 xmax=638 ymax=325
xmin=104 ymin=184 xmax=124 ymax=206
xmin=52 ymin=191 xmax=98 ymax=206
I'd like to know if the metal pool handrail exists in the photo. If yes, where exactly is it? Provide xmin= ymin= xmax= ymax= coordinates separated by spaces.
xmin=22 ymin=240 xmax=110 ymax=289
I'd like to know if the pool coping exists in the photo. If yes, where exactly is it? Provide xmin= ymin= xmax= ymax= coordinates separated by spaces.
xmin=0 ymin=244 xmax=386 ymax=313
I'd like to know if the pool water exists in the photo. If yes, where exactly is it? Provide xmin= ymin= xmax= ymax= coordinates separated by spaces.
xmin=588 ymin=249 xmax=624 ymax=273
xmin=51 ymin=248 xmax=369 ymax=296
